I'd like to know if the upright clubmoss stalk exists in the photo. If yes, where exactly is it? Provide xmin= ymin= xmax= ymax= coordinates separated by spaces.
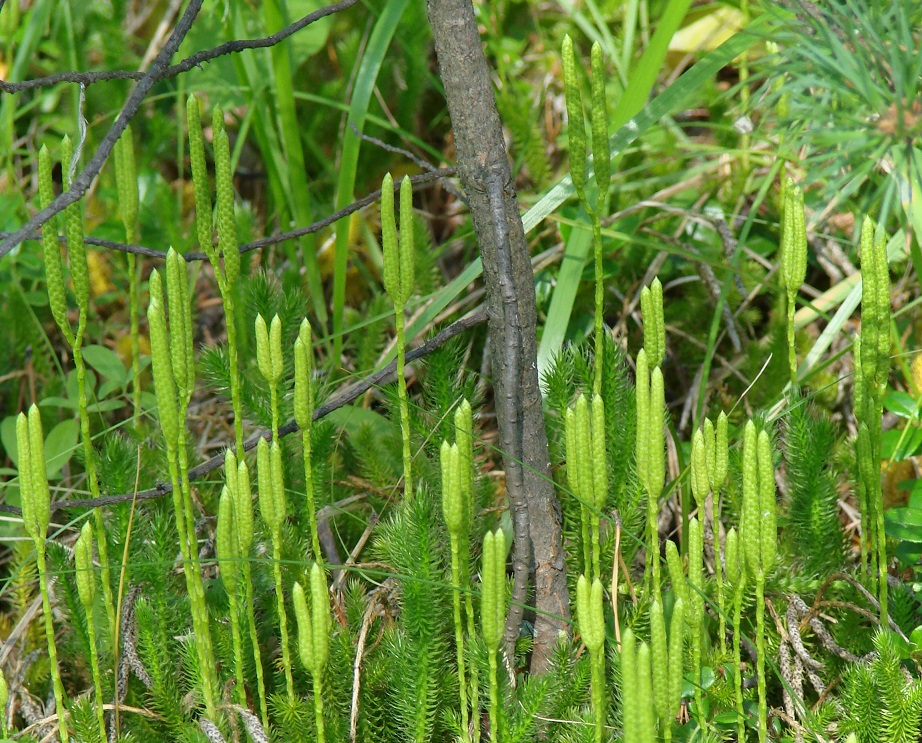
xmin=381 ymin=173 xmax=416 ymax=498
xmin=454 ymin=400 xmax=480 ymax=743
xmin=650 ymin=597 xmax=684 ymax=743
xmin=40 ymin=142 xmax=118 ymax=639
xmin=295 ymin=319 xmax=322 ymax=562
xmin=113 ymin=125 xmax=142 ymax=427
xmin=293 ymin=564 xmax=331 ymax=743
xmin=566 ymin=395 xmax=608 ymax=581
xmin=0 ymin=667 xmax=8 ymax=740
xmin=705 ymin=413 xmax=729 ymax=652
xmin=187 ymin=97 xmax=245 ymax=457
xmin=562 ymin=36 xmax=611 ymax=395
xmin=217 ymin=482 xmax=247 ymax=708
xmin=780 ymin=178 xmax=807 ymax=387
xmin=228 ymin=452 xmax=268 ymax=725
xmin=741 ymin=422 xmax=777 ymax=743
xmin=636 ymin=345 xmax=665 ymax=593
xmin=481 ymin=529 xmax=506 ymax=742
xmin=256 ymin=314 xmax=284 ymax=442
xmin=724 ymin=527 xmax=747 ymax=743
xmin=74 ymin=520 xmax=106 ymax=743
xmin=442 ymin=440 xmax=472 ymax=742
xmin=854 ymin=217 xmax=891 ymax=623
xmin=688 ymin=517 xmax=705 ymax=732
xmin=620 ymin=628 xmax=638 ymax=743
xmin=257 ymin=437 xmax=295 ymax=702
xmin=576 ymin=575 xmax=606 ymax=743
xmin=17 ymin=407 xmax=69 ymax=742
xmin=148 ymin=258 xmax=218 ymax=717
xmin=641 ymin=279 xmax=665 ymax=370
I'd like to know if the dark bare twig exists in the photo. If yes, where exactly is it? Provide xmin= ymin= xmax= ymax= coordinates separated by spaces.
xmin=0 ymin=0 xmax=358 ymax=94
xmin=0 ymin=168 xmax=456 ymax=261
xmin=0 ymin=0 xmax=205 ymax=259
xmin=0 ymin=309 xmax=488 ymax=517
xmin=0 ymin=0 xmax=362 ymax=260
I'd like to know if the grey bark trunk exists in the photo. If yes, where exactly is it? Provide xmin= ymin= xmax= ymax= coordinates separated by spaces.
xmin=426 ymin=0 xmax=571 ymax=674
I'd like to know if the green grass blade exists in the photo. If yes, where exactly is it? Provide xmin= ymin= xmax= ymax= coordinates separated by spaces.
xmin=331 ymin=0 xmax=411 ymax=362
xmin=262 ymin=0 xmax=324 ymax=324
xmin=613 ymin=0 xmax=693 ymax=129
xmin=536 ymin=213 xmax=592 ymax=378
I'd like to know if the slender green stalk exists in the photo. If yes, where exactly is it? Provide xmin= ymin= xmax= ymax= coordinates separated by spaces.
xmin=75 ymin=521 xmax=106 ymax=742
xmin=454 ymin=400 xmax=480 ymax=743
xmin=442 ymin=441 xmax=471 ymax=741
xmin=577 ymin=575 xmax=606 ymax=743
xmin=688 ymin=517 xmax=705 ymax=732
xmin=725 ymin=527 xmax=746 ymax=743
xmin=17 ymin=408 xmax=69 ymax=742
xmin=0 ymin=667 xmax=8 ymax=739
xmin=481 ymin=529 xmax=506 ymax=742
xmin=295 ymin=319 xmax=322 ymax=562
xmin=741 ymin=423 xmax=777 ymax=743
xmin=258 ymin=438 xmax=295 ymax=702
xmin=294 ymin=564 xmax=331 ymax=743
xmin=381 ymin=173 xmax=416 ymax=498
xmin=780 ymin=178 xmax=807 ymax=387
xmin=217 ymin=486 xmax=246 ymax=707
xmin=113 ymin=125 xmax=142 ymax=427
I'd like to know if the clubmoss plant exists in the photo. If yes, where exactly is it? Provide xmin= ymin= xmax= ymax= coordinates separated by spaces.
xmin=147 ymin=257 xmax=218 ymax=717
xmin=226 ymin=450 xmax=268 ymax=725
xmin=188 ymin=95 xmax=249 ymax=455
xmin=255 ymin=313 xmax=285 ymax=441
xmin=576 ymin=575 xmax=605 ymax=743
xmin=635 ymin=347 xmax=665 ymax=593
xmin=565 ymin=394 xmax=608 ymax=581
xmin=650 ymin=597 xmax=684 ymax=743
xmin=74 ymin=520 xmax=106 ymax=742
xmin=293 ymin=563 xmax=331 ymax=743
xmin=561 ymin=35 xmax=611 ymax=394
xmin=257 ymin=436 xmax=295 ymax=702
xmin=780 ymin=178 xmax=807 ymax=387
xmin=454 ymin=399 xmax=480 ymax=743
xmin=741 ymin=422 xmax=777 ymax=743
xmin=441 ymin=439 xmax=472 ymax=742
xmin=381 ymin=172 xmax=416 ymax=498
xmin=113 ymin=125 xmax=142 ymax=426
xmin=294 ymin=318 xmax=322 ymax=562
xmin=39 ymin=141 xmax=118 ymax=638
xmin=0 ymin=666 xmax=7 ymax=739
xmin=216 ymin=483 xmax=246 ymax=708
xmin=724 ymin=527 xmax=747 ymax=743
xmin=705 ymin=413 xmax=729 ymax=651
xmin=854 ymin=216 xmax=891 ymax=623
xmin=16 ymin=407 xmax=69 ymax=742
xmin=688 ymin=516 xmax=705 ymax=731
xmin=481 ymin=528 xmax=506 ymax=742
xmin=640 ymin=278 xmax=665 ymax=370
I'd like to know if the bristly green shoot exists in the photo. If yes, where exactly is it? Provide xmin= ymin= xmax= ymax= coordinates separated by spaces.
xmin=854 ymin=216 xmax=891 ymax=624
xmin=562 ymin=37 xmax=612 ymax=395
xmin=295 ymin=318 xmax=322 ymax=562
xmin=741 ymin=421 xmax=777 ymax=743
xmin=725 ymin=527 xmax=747 ymax=743
xmin=217 ymin=484 xmax=247 ymax=708
xmin=293 ymin=564 xmax=331 ymax=743
xmin=17 ymin=407 xmax=70 ymax=742
xmin=481 ymin=529 xmax=506 ymax=742
xmin=74 ymin=520 xmax=106 ymax=742
xmin=576 ymin=574 xmax=605 ymax=743
xmin=441 ymin=439 xmax=472 ymax=742
xmin=113 ymin=124 xmax=143 ymax=427
xmin=257 ymin=436 xmax=295 ymax=703
xmin=780 ymin=177 xmax=807 ymax=387
xmin=381 ymin=172 xmax=416 ymax=498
